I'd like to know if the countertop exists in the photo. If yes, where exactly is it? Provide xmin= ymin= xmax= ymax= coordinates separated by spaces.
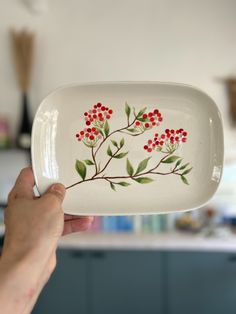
xmin=1 ymin=224 xmax=236 ymax=252
xmin=58 ymin=232 xmax=236 ymax=252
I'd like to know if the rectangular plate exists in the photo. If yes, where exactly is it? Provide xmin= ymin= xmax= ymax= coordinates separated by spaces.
xmin=31 ymin=82 xmax=224 ymax=215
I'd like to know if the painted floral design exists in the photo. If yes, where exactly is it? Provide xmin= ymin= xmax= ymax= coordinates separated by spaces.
xmin=66 ymin=102 xmax=193 ymax=191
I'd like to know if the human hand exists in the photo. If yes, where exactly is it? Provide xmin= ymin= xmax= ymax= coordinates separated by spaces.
xmin=0 ymin=167 xmax=93 ymax=314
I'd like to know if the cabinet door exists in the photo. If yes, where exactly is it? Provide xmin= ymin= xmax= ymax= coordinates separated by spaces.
xmin=90 ymin=250 xmax=163 ymax=314
xmin=167 ymin=251 xmax=236 ymax=314
xmin=33 ymin=249 xmax=88 ymax=314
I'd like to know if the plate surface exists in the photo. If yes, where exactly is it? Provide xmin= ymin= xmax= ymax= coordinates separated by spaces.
xmin=32 ymin=82 xmax=224 ymax=215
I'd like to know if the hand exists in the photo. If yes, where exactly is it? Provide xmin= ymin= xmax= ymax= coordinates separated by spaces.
xmin=0 ymin=167 xmax=93 ymax=314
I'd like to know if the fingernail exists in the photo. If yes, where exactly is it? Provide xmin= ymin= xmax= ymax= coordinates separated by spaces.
xmin=50 ymin=183 xmax=65 ymax=196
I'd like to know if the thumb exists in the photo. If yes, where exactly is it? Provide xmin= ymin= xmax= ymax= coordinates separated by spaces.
xmin=42 ymin=183 xmax=66 ymax=204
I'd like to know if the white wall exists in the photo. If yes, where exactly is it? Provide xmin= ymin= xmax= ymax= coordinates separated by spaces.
xmin=0 ymin=0 xmax=236 ymax=144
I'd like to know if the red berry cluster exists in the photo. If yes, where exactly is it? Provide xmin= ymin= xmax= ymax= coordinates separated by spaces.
xmin=144 ymin=128 xmax=188 ymax=153
xmin=84 ymin=102 xmax=113 ymax=126
xmin=134 ymin=109 xmax=163 ymax=131
xmin=76 ymin=127 xmax=102 ymax=145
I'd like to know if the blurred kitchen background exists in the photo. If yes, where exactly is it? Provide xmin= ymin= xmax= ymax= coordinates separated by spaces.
xmin=1 ymin=1 xmax=236 ymax=314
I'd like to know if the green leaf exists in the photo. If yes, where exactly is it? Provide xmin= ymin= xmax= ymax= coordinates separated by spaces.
xmin=84 ymin=159 xmax=94 ymax=166
xmin=107 ymin=145 xmax=113 ymax=157
xmin=125 ymin=102 xmax=131 ymax=119
xmin=182 ymin=167 xmax=193 ymax=176
xmin=110 ymin=182 xmax=116 ymax=191
xmin=136 ymin=118 xmax=147 ymax=122
xmin=162 ymin=155 xmax=180 ymax=164
xmin=126 ymin=158 xmax=134 ymax=176
xmin=114 ymin=152 xmax=129 ymax=159
xmin=175 ymin=159 xmax=182 ymax=168
xmin=120 ymin=138 xmax=125 ymax=148
xmin=104 ymin=120 xmax=110 ymax=137
xmin=178 ymin=163 xmax=189 ymax=170
xmin=181 ymin=175 xmax=189 ymax=185
xmin=117 ymin=182 xmax=131 ymax=187
xmin=111 ymin=140 xmax=118 ymax=148
xmin=75 ymin=160 xmax=86 ymax=180
xmin=137 ymin=107 xmax=147 ymax=118
xmin=135 ymin=157 xmax=151 ymax=175
xmin=133 ymin=177 xmax=154 ymax=184
xmin=98 ymin=128 xmax=104 ymax=137
xmin=127 ymin=128 xmax=139 ymax=133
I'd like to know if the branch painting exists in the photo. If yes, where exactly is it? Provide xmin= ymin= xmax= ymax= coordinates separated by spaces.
xmin=66 ymin=102 xmax=192 ymax=191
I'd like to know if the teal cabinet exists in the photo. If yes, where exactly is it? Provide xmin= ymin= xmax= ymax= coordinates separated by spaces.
xmin=33 ymin=249 xmax=88 ymax=314
xmin=33 ymin=249 xmax=163 ymax=314
xmin=166 ymin=251 xmax=236 ymax=314
xmin=90 ymin=250 xmax=163 ymax=314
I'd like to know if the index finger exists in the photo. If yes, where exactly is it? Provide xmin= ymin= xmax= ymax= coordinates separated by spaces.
xmin=8 ymin=167 xmax=35 ymax=201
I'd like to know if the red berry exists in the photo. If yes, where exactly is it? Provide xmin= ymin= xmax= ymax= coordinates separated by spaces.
xmin=84 ymin=112 xmax=88 ymax=116
xmin=171 ymin=129 xmax=175 ymax=134
xmin=161 ymin=134 xmax=165 ymax=139
xmin=170 ymin=136 xmax=174 ymax=141
xmin=157 ymin=112 xmax=162 ymax=117
xmin=155 ymin=141 xmax=159 ymax=145
xmin=160 ymin=141 xmax=164 ymax=145
xmin=108 ymin=109 xmax=113 ymax=114
xmin=86 ymin=121 xmax=91 ymax=126
xmin=165 ymin=129 xmax=170 ymax=133
xmin=92 ymin=127 xmax=96 ymax=132
xmin=143 ymin=114 xmax=148 ymax=119
xmin=155 ymin=133 xmax=158 ymax=137
xmin=94 ymin=104 xmax=97 ymax=109
xmin=152 ymin=122 xmax=156 ymax=126
xmin=93 ymin=114 xmax=97 ymax=119
xmin=158 ymin=117 xmax=163 ymax=122
xmin=99 ymin=117 xmax=104 ymax=121
xmin=147 ymin=148 xmax=152 ymax=153
xmin=176 ymin=130 xmax=180 ymax=134
xmin=106 ymin=115 xmax=111 ymax=119
xmin=98 ymin=113 xmax=103 ymax=117
xmin=154 ymin=109 xmax=159 ymax=114
xmin=101 ymin=106 xmax=106 ymax=111
xmin=145 ymin=123 xmax=150 ymax=128
xmin=183 ymin=131 xmax=187 ymax=137
xmin=85 ymin=133 xmax=89 ymax=137
xmin=87 ymin=128 xmax=91 ymax=132
xmin=97 ymin=103 xmax=102 ymax=107
xmin=76 ymin=133 xmax=79 ymax=137
xmin=154 ymin=137 xmax=157 ymax=141
xmin=105 ymin=107 xmax=109 ymax=110
xmin=144 ymin=145 xmax=148 ymax=150
xmin=89 ymin=135 xmax=95 ymax=140
xmin=148 ymin=139 xmax=152 ymax=145
xmin=92 ymin=109 xmax=97 ymax=113
xmin=175 ymin=136 xmax=179 ymax=141
xmin=135 ymin=121 xmax=141 ymax=126
xmin=78 ymin=138 xmax=81 ymax=141
xmin=150 ymin=117 xmax=155 ymax=122
xmin=148 ymin=112 xmax=153 ymax=117
xmin=182 ymin=138 xmax=187 ymax=142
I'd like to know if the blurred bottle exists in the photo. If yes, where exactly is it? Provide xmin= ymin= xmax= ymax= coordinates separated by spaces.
xmin=102 ymin=216 xmax=117 ymax=232
xmin=16 ymin=93 xmax=32 ymax=150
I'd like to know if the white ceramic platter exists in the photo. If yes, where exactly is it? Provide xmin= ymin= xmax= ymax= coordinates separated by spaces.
xmin=32 ymin=82 xmax=224 ymax=215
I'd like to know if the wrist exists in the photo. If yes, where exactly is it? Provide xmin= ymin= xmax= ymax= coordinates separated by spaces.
xmin=0 ymin=256 xmax=41 ymax=314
